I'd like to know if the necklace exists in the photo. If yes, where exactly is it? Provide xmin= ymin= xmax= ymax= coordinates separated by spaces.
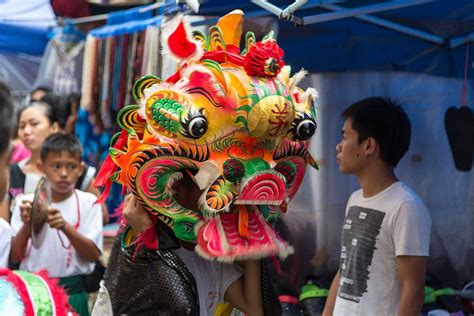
xmin=56 ymin=190 xmax=81 ymax=268
xmin=21 ymin=190 xmax=81 ymax=269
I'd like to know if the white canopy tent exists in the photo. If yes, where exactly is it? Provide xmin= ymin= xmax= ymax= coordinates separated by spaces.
xmin=0 ymin=0 xmax=56 ymax=97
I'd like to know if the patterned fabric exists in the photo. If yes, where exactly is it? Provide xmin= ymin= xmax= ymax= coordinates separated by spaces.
xmin=104 ymin=223 xmax=199 ymax=315
xmin=34 ymin=35 xmax=84 ymax=95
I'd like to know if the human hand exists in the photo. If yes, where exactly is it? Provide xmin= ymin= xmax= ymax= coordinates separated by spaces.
xmin=46 ymin=207 xmax=67 ymax=230
xmin=19 ymin=200 xmax=32 ymax=224
xmin=123 ymin=194 xmax=152 ymax=233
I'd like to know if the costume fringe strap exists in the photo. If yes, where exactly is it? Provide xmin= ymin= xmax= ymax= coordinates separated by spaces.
xmin=131 ymin=217 xmax=159 ymax=260
xmin=94 ymin=130 xmax=128 ymax=203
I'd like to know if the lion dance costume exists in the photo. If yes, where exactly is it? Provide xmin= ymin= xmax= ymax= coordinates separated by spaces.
xmin=0 ymin=269 xmax=73 ymax=316
xmin=97 ymin=10 xmax=318 ymax=315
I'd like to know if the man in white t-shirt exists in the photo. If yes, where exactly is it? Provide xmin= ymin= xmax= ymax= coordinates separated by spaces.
xmin=323 ymin=97 xmax=431 ymax=316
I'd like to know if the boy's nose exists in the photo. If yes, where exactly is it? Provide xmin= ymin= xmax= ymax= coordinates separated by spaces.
xmin=336 ymin=142 xmax=341 ymax=152
xmin=59 ymin=167 xmax=68 ymax=177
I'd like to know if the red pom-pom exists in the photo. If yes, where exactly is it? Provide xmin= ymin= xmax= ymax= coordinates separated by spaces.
xmin=244 ymin=41 xmax=285 ymax=77
xmin=168 ymin=21 xmax=197 ymax=59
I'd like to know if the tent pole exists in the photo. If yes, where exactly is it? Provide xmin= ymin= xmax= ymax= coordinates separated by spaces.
xmin=250 ymin=0 xmax=307 ymax=24
xmin=281 ymin=0 xmax=308 ymax=20
xmin=450 ymin=32 xmax=474 ymax=49
xmin=319 ymin=3 xmax=444 ymax=45
xmin=303 ymin=0 xmax=433 ymax=25
xmin=71 ymin=1 xmax=164 ymax=25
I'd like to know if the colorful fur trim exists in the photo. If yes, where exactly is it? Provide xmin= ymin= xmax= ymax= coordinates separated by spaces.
xmin=0 ymin=269 xmax=35 ymax=316
xmin=35 ymin=270 xmax=73 ymax=316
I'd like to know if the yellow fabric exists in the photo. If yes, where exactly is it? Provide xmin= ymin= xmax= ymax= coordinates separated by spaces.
xmin=214 ymin=303 xmax=234 ymax=316
xmin=216 ymin=10 xmax=244 ymax=47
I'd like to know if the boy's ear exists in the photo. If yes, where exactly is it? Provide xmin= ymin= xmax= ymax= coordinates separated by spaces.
xmin=78 ymin=161 xmax=85 ymax=176
xmin=364 ymin=137 xmax=377 ymax=155
xmin=36 ymin=160 xmax=44 ymax=173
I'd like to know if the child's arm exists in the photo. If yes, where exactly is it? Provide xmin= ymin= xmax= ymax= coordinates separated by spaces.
xmin=0 ymin=195 xmax=10 ymax=222
xmin=224 ymin=260 xmax=263 ymax=316
xmin=10 ymin=200 xmax=32 ymax=264
xmin=47 ymin=207 xmax=100 ymax=262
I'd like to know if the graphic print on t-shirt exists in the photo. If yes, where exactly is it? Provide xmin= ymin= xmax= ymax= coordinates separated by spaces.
xmin=338 ymin=206 xmax=385 ymax=303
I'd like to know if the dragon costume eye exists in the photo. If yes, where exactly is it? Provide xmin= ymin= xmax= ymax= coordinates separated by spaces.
xmin=188 ymin=117 xmax=208 ymax=138
xmin=181 ymin=110 xmax=208 ymax=139
xmin=296 ymin=119 xmax=316 ymax=140
xmin=289 ymin=114 xmax=317 ymax=141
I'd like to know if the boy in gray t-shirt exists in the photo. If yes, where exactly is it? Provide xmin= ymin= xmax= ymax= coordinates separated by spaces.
xmin=324 ymin=97 xmax=431 ymax=316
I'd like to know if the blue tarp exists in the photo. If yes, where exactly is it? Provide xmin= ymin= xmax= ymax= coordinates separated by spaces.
xmin=197 ymin=0 xmax=474 ymax=79
xmin=2 ymin=0 xmax=474 ymax=79
xmin=0 ymin=0 xmax=55 ymax=55
xmin=0 ymin=22 xmax=49 ymax=55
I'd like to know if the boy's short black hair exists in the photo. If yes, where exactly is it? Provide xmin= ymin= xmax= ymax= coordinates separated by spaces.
xmin=342 ymin=97 xmax=411 ymax=167
xmin=40 ymin=133 xmax=83 ymax=162
xmin=0 ymin=83 xmax=14 ymax=155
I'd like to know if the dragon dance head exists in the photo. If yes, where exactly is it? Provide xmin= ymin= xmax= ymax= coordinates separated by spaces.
xmin=100 ymin=10 xmax=318 ymax=262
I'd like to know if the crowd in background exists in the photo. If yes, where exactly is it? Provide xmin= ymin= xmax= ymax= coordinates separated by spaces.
xmin=0 ymin=82 xmax=106 ymax=316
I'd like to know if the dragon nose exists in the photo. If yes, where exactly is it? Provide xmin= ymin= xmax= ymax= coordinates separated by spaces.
xmin=235 ymin=172 xmax=286 ymax=205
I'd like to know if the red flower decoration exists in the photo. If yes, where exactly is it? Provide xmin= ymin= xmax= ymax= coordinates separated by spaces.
xmin=244 ymin=41 xmax=285 ymax=77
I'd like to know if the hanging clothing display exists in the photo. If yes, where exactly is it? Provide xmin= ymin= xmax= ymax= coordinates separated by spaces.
xmin=78 ymin=6 xmax=214 ymax=139
xmin=76 ymin=5 xmax=165 ymax=216
xmin=79 ymin=7 xmax=163 ymax=135
xmin=75 ymin=5 xmax=252 ymax=216
xmin=34 ymin=26 xmax=85 ymax=95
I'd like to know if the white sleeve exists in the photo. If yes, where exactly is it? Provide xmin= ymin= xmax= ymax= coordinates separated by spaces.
xmin=80 ymin=197 xmax=103 ymax=253
xmin=0 ymin=219 xmax=12 ymax=268
xmin=344 ymin=191 xmax=357 ymax=215
xmin=392 ymin=200 xmax=431 ymax=257
xmin=10 ymin=196 xmax=24 ymax=235
xmin=220 ymin=262 xmax=244 ymax=303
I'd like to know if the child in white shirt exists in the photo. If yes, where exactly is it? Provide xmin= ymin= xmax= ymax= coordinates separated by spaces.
xmin=10 ymin=133 xmax=103 ymax=316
